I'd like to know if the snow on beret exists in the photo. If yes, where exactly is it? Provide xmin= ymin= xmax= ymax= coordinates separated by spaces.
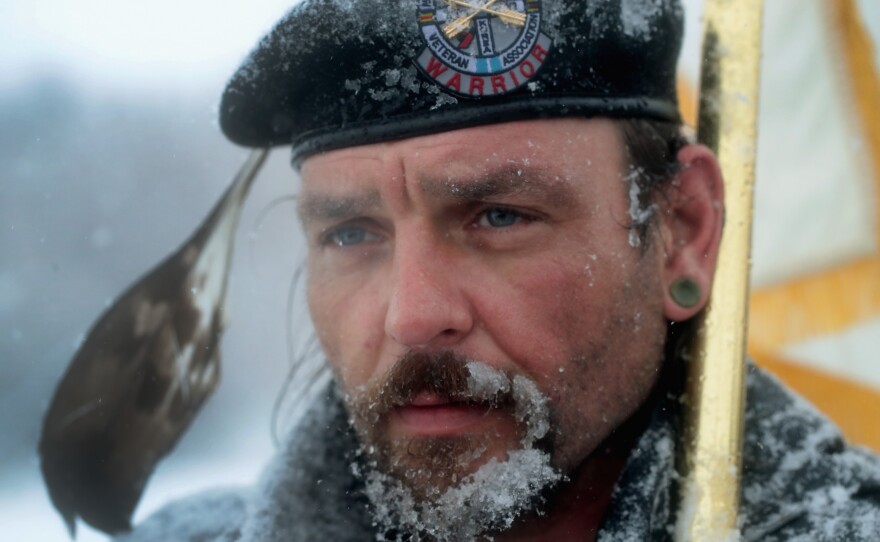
xmin=219 ymin=0 xmax=684 ymax=164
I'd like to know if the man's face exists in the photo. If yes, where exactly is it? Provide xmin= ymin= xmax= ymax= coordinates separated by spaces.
xmin=299 ymin=118 xmax=669 ymax=493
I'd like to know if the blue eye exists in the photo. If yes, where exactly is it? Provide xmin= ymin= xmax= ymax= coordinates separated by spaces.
xmin=327 ymin=226 xmax=377 ymax=247
xmin=479 ymin=208 xmax=524 ymax=228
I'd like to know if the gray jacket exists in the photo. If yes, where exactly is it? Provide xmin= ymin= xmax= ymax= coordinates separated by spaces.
xmin=116 ymin=365 xmax=880 ymax=541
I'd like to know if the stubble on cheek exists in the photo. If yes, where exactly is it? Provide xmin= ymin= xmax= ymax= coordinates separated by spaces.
xmin=537 ymin=252 xmax=668 ymax=472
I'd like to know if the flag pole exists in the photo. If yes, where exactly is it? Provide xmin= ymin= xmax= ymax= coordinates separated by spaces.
xmin=675 ymin=0 xmax=764 ymax=539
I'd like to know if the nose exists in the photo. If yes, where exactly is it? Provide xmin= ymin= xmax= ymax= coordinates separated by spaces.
xmin=384 ymin=234 xmax=474 ymax=350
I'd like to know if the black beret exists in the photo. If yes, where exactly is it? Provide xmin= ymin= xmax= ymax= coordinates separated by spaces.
xmin=220 ymin=0 xmax=684 ymax=163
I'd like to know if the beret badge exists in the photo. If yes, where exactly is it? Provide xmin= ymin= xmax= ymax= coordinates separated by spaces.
xmin=415 ymin=0 xmax=553 ymax=97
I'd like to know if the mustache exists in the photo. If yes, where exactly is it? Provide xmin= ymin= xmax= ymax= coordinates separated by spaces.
xmin=356 ymin=351 xmax=513 ymax=419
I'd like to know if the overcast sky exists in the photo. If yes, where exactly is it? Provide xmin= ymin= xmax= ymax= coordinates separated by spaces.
xmin=0 ymin=0 xmax=296 ymax=92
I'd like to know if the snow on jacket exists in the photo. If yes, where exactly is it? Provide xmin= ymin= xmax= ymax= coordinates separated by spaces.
xmin=115 ymin=365 xmax=880 ymax=541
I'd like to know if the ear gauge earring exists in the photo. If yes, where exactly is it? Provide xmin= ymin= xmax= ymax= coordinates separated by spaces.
xmin=670 ymin=277 xmax=701 ymax=308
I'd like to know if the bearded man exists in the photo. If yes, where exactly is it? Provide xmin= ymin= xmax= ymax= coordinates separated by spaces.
xmin=114 ymin=0 xmax=880 ymax=540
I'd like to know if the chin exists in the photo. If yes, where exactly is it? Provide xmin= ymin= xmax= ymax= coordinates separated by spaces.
xmin=360 ymin=430 xmax=564 ymax=542
xmin=377 ymin=429 xmax=533 ymax=494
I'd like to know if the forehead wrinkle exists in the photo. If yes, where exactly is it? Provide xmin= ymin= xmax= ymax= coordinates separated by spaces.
xmin=418 ymin=163 xmax=578 ymax=208
xmin=297 ymin=190 xmax=382 ymax=225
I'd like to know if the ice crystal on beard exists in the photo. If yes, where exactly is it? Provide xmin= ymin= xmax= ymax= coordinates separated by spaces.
xmin=465 ymin=361 xmax=510 ymax=399
xmin=512 ymin=375 xmax=551 ymax=444
xmin=362 ymin=362 xmax=563 ymax=541
xmin=466 ymin=363 xmax=551 ymax=445
xmin=364 ymin=451 xmax=561 ymax=542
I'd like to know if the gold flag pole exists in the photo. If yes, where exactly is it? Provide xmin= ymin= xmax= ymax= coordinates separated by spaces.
xmin=675 ymin=0 xmax=764 ymax=540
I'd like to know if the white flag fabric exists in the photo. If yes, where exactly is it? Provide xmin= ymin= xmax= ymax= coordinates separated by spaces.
xmin=700 ymin=0 xmax=880 ymax=451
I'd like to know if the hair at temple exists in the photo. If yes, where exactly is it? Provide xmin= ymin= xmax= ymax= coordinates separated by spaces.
xmin=618 ymin=118 xmax=690 ymax=247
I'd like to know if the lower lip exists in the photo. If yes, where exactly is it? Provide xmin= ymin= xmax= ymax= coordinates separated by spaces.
xmin=391 ymin=403 xmax=494 ymax=436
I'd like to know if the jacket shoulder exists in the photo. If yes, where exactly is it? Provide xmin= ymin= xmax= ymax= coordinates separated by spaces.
xmin=741 ymin=366 xmax=880 ymax=541
xmin=113 ymin=487 xmax=250 ymax=542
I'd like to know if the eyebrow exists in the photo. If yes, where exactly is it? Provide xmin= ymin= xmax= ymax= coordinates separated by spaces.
xmin=297 ymin=190 xmax=382 ymax=226
xmin=297 ymin=164 xmax=579 ymax=226
xmin=420 ymin=164 xmax=578 ymax=208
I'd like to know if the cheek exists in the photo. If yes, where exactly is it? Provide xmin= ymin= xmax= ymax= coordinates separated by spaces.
xmin=469 ymin=278 xmax=552 ymax=375
xmin=474 ymin=252 xmax=619 ymax=375
xmin=480 ymin=250 xmax=667 ymax=465
xmin=556 ymin=270 xmax=666 ymax=464
xmin=306 ymin=265 xmax=386 ymax=389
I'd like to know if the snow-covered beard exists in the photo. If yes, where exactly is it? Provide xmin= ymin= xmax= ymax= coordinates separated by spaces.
xmin=345 ymin=353 xmax=564 ymax=541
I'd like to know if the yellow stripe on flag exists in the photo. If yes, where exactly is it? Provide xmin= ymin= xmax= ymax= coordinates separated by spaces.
xmin=755 ymin=348 xmax=880 ymax=452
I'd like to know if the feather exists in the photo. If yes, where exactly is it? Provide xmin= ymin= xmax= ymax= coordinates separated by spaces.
xmin=38 ymin=149 xmax=269 ymax=536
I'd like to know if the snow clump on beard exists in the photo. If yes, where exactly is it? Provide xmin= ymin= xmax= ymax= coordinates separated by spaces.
xmin=349 ymin=354 xmax=563 ymax=541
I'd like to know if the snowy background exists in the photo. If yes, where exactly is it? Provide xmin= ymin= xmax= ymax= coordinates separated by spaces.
xmin=2 ymin=2 xmax=307 ymax=541
xmin=1 ymin=1 xmax=877 ymax=541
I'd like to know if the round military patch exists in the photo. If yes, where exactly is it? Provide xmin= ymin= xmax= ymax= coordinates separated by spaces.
xmin=415 ymin=0 xmax=553 ymax=97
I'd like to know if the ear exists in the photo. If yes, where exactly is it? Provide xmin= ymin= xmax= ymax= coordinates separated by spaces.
xmin=658 ymin=144 xmax=725 ymax=321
